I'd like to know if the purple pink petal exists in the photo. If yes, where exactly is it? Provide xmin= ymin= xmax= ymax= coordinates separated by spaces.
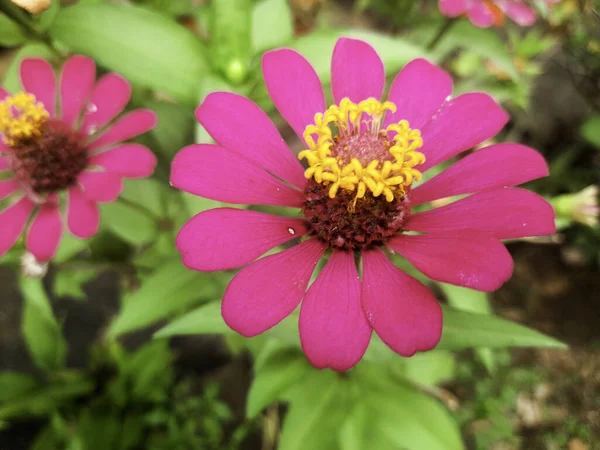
xmin=176 ymin=208 xmax=310 ymax=272
xmin=59 ymin=55 xmax=96 ymax=127
xmin=388 ymin=231 xmax=514 ymax=292
xmin=78 ymin=171 xmax=124 ymax=203
xmin=299 ymin=250 xmax=372 ymax=371
xmin=0 ymin=197 xmax=35 ymax=258
xmin=88 ymin=109 xmax=157 ymax=151
xmin=26 ymin=204 xmax=62 ymax=261
xmin=222 ymin=238 xmax=326 ymax=337
xmin=67 ymin=187 xmax=100 ymax=239
xmin=406 ymin=187 xmax=556 ymax=239
xmin=88 ymin=144 xmax=157 ymax=179
xmin=171 ymin=144 xmax=303 ymax=207
xmin=80 ymin=73 xmax=132 ymax=136
xmin=0 ymin=179 xmax=19 ymax=200
xmin=361 ymin=247 xmax=443 ymax=356
xmin=20 ymin=58 xmax=56 ymax=117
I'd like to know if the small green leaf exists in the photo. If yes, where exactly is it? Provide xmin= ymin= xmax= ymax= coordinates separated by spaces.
xmin=20 ymin=277 xmax=67 ymax=372
xmin=246 ymin=346 xmax=312 ymax=418
xmin=53 ymin=232 xmax=89 ymax=263
xmin=50 ymin=3 xmax=208 ymax=105
xmin=0 ymin=372 xmax=40 ymax=402
xmin=0 ymin=12 xmax=26 ymax=47
xmin=34 ymin=0 xmax=60 ymax=32
xmin=439 ymin=306 xmax=566 ymax=349
xmin=2 ymin=43 xmax=55 ymax=93
xmin=52 ymin=269 xmax=98 ymax=300
xmin=581 ymin=115 xmax=600 ymax=149
xmin=109 ymin=259 xmax=222 ymax=336
xmin=252 ymin=0 xmax=293 ymax=52
xmin=396 ymin=350 xmax=456 ymax=387
xmin=279 ymin=370 xmax=347 ymax=450
xmin=153 ymin=301 xmax=230 ymax=338
xmin=146 ymin=100 xmax=194 ymax=158
xmin=100 ymin=200 xmax=158 ymax=245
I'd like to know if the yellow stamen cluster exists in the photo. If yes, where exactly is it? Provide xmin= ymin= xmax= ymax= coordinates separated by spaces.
xmin=0 ymin=92 xmax=49 ymax=146
xmin=298 ymin=97 xmax=425 ymax=207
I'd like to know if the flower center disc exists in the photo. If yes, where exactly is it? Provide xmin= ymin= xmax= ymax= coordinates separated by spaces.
xmin=298 ymin=97 xmax=425 ymax=250
xmin=10 ymin=119 xmax=88 ymax=194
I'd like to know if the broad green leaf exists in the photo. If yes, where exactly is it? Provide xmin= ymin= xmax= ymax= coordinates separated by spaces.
xmin=52 ymin=269 xmax=98 ymax=300
xmin=100 ymin=201 xmax=158 ymax=245
xmin=34 ymin=0 xmax=60 ymax=31
xmin=50 ymin=3 xmax=207 ymax=105
xmin=2 ymin=43 xmax=54 ymax=92
xmin=0 ymin=12 xmax=26 ymax=46
xmin=53 ymin=232 xmax=89 ymax=263
xmin=581 ymin=115 xmax=600 ymax=149
xmin=279 ymin=370 xmax=347 ymax=450
xmin=20 ymin=277 xmax=67 ymax=372
xmin=338 ymin=402 xmax=403 ymax=450
xmin=145 ymin=100 xmax=194 ymax=158
xmin=290 ymin=29 xmax=431 ymax=85
xmin=252 ymin=0 xmax=293 ymax=52
xmin=119 ymin=178 xmax=166 ymax=218
xmin=439 ymin=306 xmax=566 ymax=349
xmin=0 ymin=372 xmax=40 ymax=402
xmin=439 ymin=283 xmax=496 ymax=372
xmin=396 ymin=350 xmax=456 ymax=387
xmin=109 ymin=259 xmax=221 ymax=336
xmin=437 ymin=20 xmax=518 ymax=79
xmin=153 ymin=301 xmax=229 ymax=338
xmin=246 ymin=346 xmax=313 ymax=418
xmin=356 ymin=365 xmax=464 ymax=450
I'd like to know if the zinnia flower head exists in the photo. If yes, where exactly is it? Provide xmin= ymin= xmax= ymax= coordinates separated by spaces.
xmin=0 ymin=56 xmax=157 ymax=261
xmin=439 ymin=0 xmax=561 ymax=28
xmin=172 ymin=38 xmax=555 ymax=371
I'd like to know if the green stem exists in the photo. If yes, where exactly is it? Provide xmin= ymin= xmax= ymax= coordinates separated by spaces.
xmin=426 ymin=17 xmax=455 ymax=52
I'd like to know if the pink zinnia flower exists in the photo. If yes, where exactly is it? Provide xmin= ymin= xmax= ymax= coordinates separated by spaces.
xmin=439 ymin=0 xmax=561 ymax=28
xmin=0 ymin=56 xmax=157 ymax=261
xmin=172 ymin=38 xmax=555 ymax=370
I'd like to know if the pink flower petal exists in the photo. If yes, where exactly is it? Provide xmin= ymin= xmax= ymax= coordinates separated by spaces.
xmin=388 ymin=231 xmax=513 ymax=292
xmin=176 ymin=208 xmax=310 ymax=272
xmin=383 ymin=58 xmax=453 ymax=131
xmin=171 ymin=144 xmax=303 ymax=207
xmin=78 ymin=170 xmax=123 ymax=203
xmin=88 ymin=109 xmax=157 ymax=151
xmin=0 ymin=179 xmax=19 ymax=200
xmin=26 ymin=204 xmax=63 ymax=262
xmin=80 ymin=73 xmax=132 ymax=136
xmin=418 ymin=93 xmax=509 ymax=172
xmin=361 ymin=247 xmax=442 ymax=356
xmin=331 ymin=38 xmax=385 ymax=104
xmin=0 ymin=87 xmax=9 ymax=101
xmin=0 ymin=157 xmax=9 ymax=171
xmin=410 ymin=143 xmax=549 ymax=206
xmin=59 ymin=55 xmax=96 ymax=127
xmin=503 ymin=2 xmax=536 ymax=26
xmin=222 ymin=238 xmax=327 ymax=337
xmin=299 ymin=250 xmax=372 ymax=371
xmin=20 ymin=58 xmax=57 ymax=117
xmin=467 ymin=2 xmax=496 ymax=28
xmin=262 ymin=48 xmax=326 ymax=146
xmin=0 ymin=197 xmax=35 ymax=258
xmin=89 ymin=144 xmax=156 ymax=179
xmin=406 ymin=187 xmax=556 ymax=239
xmin=196 ymin=92 xmax=306 ymax=189
xmin=439 ymin=0 xmax=469 ymax=17
xmin=67 ymin=186 xmax=100 ymax=239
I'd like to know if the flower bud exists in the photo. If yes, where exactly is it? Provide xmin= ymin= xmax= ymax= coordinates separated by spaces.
xmin=10 ymin=0 xmax=51 ymax=14
xmin=551 ymin=185 xmax=599 ymax=228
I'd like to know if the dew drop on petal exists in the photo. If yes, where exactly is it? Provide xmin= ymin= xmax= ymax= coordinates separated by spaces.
xmin=85 ymin=103 xmax=98 ymax=114
xmin=288 ymin=227 xmax=295 ymax=235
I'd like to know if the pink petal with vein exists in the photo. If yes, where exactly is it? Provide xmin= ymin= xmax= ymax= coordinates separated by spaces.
xmin=411 ymin=143 xmax=549 ymax=206
xmin=67 ymin=187 xmax=100 ymax=239
xmin=80 ymin=73 xmax=131 ymax=136
xmin=20 ymin=58 xmax=56 ymax=117
xmin=59 ymin=55 xmax=96 ymax=127
xmin=88 ymin=109 xmax=157 ymax=150
xmin=171 ymin=144 xmax=303 ymax=207
xmin=89 ymin=144 xmax=156 ymax=178
xmin=0 ymin=179 xmax=19 ymax=200
xmin=361 ymin=247 xmax=442 ymax=356
xmin=388 ymin=231 xmax=513 ymax=292
xmin=300 ymin=250 xmax=371 ymax=370
xmin=26 ymin=204 xmax=63 ymax=261
xmin=406 ymin=188 xmax=556 ymax=239
xmin=0 ymin=197 xmax=35 ymax=258
xmin=78 ymin=170 xmax=123 ymax=203
xmin=222 ymin=238 xmax=327 ymax=337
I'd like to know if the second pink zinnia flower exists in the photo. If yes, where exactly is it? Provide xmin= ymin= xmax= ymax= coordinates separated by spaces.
xmin=171 ymin=38 xmax=555 ymax=371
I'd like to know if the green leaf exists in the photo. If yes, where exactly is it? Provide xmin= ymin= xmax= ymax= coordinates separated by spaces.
xmin=154 ymin=301 xmax=229 ymax=337
xmin=109 ymin=259 xmax=222 ymax=336
xmin=251 ymin=0 xmax=293 ymax=53
xmin=279 ymin=370 xmax=347 ymax=450
xmin=146 ymin=100 xmax=194 ymax=158
xmin=52 ymin=269 xmax=98 ymax=300
xmin=290 ymin=29 xmax=431 ymax=86
xmin=338 ymin=403 xmax=402 ymax=450
xmin=396 ymin=350 xmax=456 ymax=387
xmin=0 ymin=372 xmax=40 ymax=402
xmin=2 ymin=43 xmax=54 ymax=93
xmin=246 ymin=346 xmax=313 ymax=418
xmin=100 ymin=200 xmax=158 ymax=245
xmin=356 ymin=365 xmax=464 ymax=450
xmin=50 ymin=3 xmax=207 ymax=105
xmin=438 ymin=306 xmax=566 ymax=349
xmin=34 ymin=0 xmax=60 ymax=32
xmin=437 ymin=20 xmax=518 ymax=80
xmin=53 ymin=233 xmax=89 ymax=263
xmin=0 ymin=12 xmax=26 ymax=47
xmin=581 ymin=115 xmax=600 ymax=149
xmin=20 ymin=277 xmax=67 ymax=372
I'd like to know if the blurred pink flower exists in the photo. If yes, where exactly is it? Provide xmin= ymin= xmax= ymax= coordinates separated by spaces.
xmin=0 ymin=56 xmax=157 ymax=261
xmin=439 ymin=0 xmax=561 ymax=28
xmin=171 ymin=38 xmax=555 ymax=370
